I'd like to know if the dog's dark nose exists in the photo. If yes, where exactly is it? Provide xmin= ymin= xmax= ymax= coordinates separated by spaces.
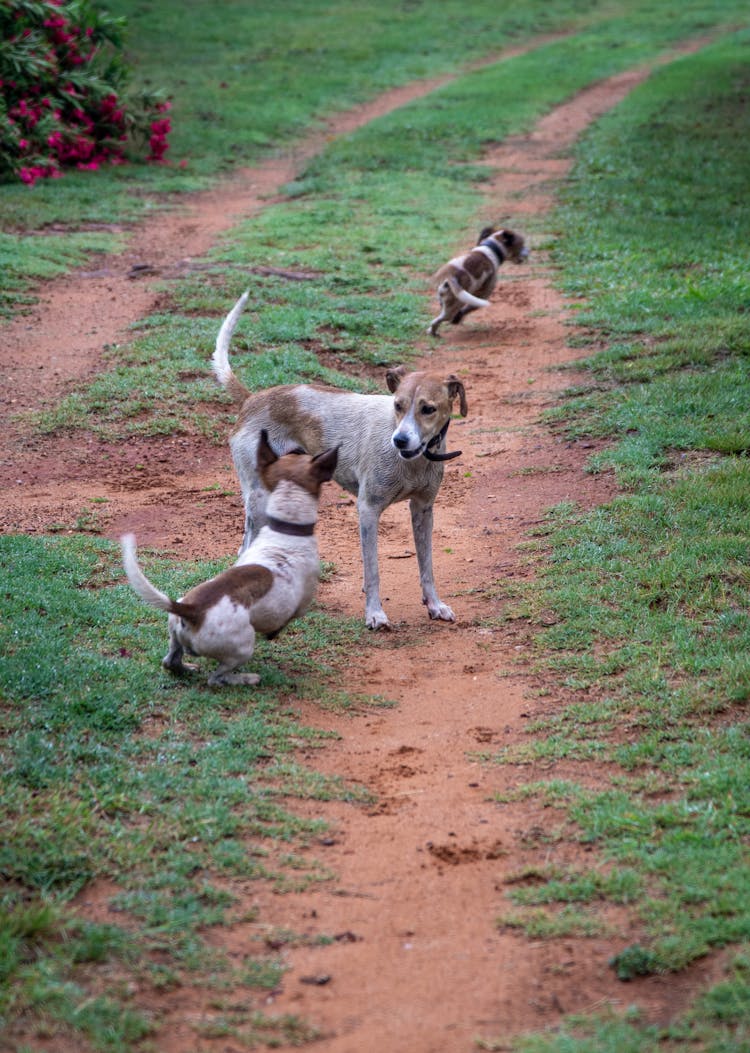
xmin=392 ymin=434 xmax=409 ymax=450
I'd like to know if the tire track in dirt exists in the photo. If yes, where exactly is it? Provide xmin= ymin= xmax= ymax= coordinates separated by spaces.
xmin=0 ymin=37 xmax=562 ymax=430
xmin=3 ymin=37 xmax=723 ymax=1053
xmin=0 ymin=35 xmax=558 ymax=546
xmin=189 ymin=45 xmax=720 ymax=1053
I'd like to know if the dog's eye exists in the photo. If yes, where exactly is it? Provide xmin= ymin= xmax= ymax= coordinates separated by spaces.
xmin=421 ymin=405 xmax=437 ymax=415
xmin=394 ymin=400 xmax=405 ymax=413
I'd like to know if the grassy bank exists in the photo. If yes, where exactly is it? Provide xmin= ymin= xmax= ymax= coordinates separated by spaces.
xmin=481 ymin=30 xmax=750 ymax=1053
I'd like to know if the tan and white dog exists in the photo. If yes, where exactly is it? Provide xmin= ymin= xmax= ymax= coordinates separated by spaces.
xmin=428 ymin=226 xmax=528 ymax=336
xmin=212 ymin=291 xmax=467 ymax=630
xmin=120 ymin=431 xmax=338 ymax=687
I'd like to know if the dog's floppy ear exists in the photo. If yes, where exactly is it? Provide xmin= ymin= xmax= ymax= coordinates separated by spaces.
xmin=256 ymin=429 xmax=278 ymax=472
xmin=445 ymin=374 xmax=468 ymax=417
xmin=311 ymin=445 xmax=339 ymax=483
xmin=385 ymin=366 xmax=407 ymax=393
xmin=478 ymin=225 xmax=494 ymax=243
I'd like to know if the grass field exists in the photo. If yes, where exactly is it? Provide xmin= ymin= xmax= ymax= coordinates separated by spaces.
xmin=2 ymin=1 xmax=750 ymax=1050
xmin=481 ymin=28 xmax=750 ymax=1053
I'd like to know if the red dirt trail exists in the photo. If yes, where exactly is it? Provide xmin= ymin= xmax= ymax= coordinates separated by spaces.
xmin=0 ymin=40 xmax=722 ymax=1053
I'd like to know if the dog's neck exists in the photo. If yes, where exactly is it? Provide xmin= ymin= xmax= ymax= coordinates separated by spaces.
xmin=264 ymin=479 xmax=318 ymax=535
xmin=479 ymin=239 xmax=506 ymax=265
xmin=265 ymin=515 xmax=315 ymax=537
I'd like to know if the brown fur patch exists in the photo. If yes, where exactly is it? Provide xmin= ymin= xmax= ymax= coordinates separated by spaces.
xmin=261 ymin=452 xmax=328 ymax=496
xmin=462 ymin=255 xmax=492 ymax=282
xmin=179 ymin=565 xmax=274 ymax=627
xmin=234 ymin=388 xmax=326 ymax=455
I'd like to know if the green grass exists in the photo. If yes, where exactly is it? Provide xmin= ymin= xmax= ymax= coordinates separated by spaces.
xmin=0 ymin=533 xmax=369 ymax=1049
xmin=492 ymin=955 xmax=750 ymax=1051
xmin=4 ymin=3 xmax=750 ymax=1050
xmin=476 ymin=29 xmax=750 ymax=1053
xmin=0 ymin=0 xmax=602 ymax=318
xmin=17 ymin=0 xmax=750 ymax=439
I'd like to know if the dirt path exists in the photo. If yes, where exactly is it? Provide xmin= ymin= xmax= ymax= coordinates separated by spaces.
xmin=1 ymin=42 xmax=720 ymax=1053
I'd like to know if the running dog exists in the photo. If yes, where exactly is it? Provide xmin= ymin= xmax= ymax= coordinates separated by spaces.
xmin=428 ymin=226 xmax=528 ymax=336
xmin=120 ymin=431 xmax=338 ymax=687
xmin=212 ymin=291 xmax=467 ymax=630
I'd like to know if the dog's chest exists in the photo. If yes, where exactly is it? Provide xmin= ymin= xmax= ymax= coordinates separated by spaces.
xmin=241 ymin=542 xmax=320 ymax=633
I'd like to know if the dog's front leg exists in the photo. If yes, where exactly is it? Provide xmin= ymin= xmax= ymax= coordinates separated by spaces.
xmin=410 ymin=498 xmax=455 ymax=622
xmin=358 ymin=499 xmax=389 ymax=630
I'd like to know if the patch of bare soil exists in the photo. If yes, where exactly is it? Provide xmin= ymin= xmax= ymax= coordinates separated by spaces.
xmin=0 ymin=42 xmax=721 ymax=1053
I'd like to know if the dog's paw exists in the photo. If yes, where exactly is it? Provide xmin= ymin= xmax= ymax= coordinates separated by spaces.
xmin=426 ymin=601 xmax=455 ymax=622
xmin=163 ymin=658 xmax=198 ymax=675
xmin=365 ymin=609 xmax=391 ymax=631
xmin=209 ymin=671 xmax=261 ymax=687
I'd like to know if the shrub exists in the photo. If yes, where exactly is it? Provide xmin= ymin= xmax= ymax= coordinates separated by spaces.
xmin=0 ymin=0 xmax=171 ymax=186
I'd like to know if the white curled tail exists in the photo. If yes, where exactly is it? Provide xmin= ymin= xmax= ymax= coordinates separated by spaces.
xmin=211 ymin=290 xmax=252 ymax=402
xmin=447 ymin=277 xmax=490 ymax=309
xmin=120 ymin=533 xmax=174 ymax=613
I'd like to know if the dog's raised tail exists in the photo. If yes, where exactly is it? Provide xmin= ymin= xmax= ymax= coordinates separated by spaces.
xmin=443 ymin=277 xmax=490 ymax=310
xmin=211 ymin=290 xmax=252 ymax=403
xmin=121 ymin=534 xmax=193 ymax=619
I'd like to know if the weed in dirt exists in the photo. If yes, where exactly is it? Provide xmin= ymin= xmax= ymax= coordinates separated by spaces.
xmin=0 ymin=230 xmax=124 ymax=318
xmin=239 ymin=955 xmax=287 ymax=990
xmin=499 ymin=905 xmax=607 ymax=939
xmin=503 ymin=864 xmax=642 ymax=907
xmin=196 ymin=1006 xmax=320 ymax=1047
xmin=501 ymin=964 xmax=750 ymax=1051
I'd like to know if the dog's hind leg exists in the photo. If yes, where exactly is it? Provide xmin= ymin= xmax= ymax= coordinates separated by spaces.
xmin=207 ymin=630 xmax=260 ymax=687
xmin=428 ymin=309 xmax=448 ymax=337
xmin=162 ymin=626 xmax=197 ymax=675
xmin=451 ymin=305 xmax=477 ymax=325
xmin=410 ymin=497 xmax=455 ymax=622
xmin=358 ymin=498 xmax=390 ymax=630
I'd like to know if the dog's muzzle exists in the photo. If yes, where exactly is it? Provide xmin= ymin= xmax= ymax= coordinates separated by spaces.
xmin=392 ymin=423 xmax=462 ymax=462
xmin=392 ymin=433 xmax=424 ymax=460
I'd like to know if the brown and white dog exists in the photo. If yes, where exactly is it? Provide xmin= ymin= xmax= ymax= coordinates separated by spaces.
xmin=212 ymin=291 xmax=467 ymax=630
xmin=428 ymin=226 xmax=528 ymax=336
xmin=120 ymin=431 xmax=338 ymax=687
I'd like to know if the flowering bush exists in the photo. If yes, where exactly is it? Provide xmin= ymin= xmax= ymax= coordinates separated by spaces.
xmin=0 ymin=0 xmax=171 ymax=186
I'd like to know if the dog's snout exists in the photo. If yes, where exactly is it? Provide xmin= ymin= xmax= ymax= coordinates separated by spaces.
xmin=392 ymin=433 xmax=410 ymax=450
